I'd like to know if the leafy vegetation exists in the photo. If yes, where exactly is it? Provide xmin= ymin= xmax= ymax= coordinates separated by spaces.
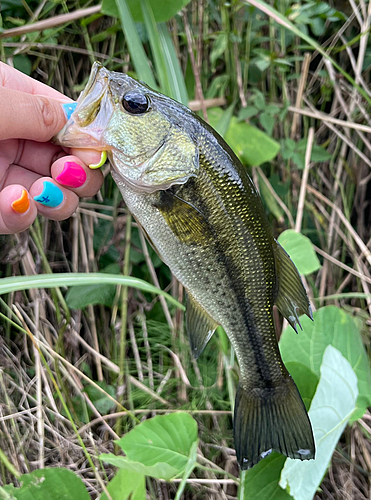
xmin=1 ymin=0 xmax=371 ymax=498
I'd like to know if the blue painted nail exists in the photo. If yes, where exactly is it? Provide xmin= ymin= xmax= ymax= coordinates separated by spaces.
xmin=34 ymin=181 xmax=64 ymax=208
xmin=62 ymin=102 xmax=77 ymax=121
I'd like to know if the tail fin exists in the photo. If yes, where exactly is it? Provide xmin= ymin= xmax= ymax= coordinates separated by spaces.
xmin=234 ymin=378 xmax=315 ymax=470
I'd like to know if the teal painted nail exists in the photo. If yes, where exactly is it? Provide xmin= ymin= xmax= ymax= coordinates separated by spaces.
xmin=34 ymin=181 xmax=63 ymax=208
xmin=62 ymin=102 xmax=77 ymax=121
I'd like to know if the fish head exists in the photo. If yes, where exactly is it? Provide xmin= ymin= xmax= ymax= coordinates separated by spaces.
xmin=56 ymin=62 xmax=199 ymax=192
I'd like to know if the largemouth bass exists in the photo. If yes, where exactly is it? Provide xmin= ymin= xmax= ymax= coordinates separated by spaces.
xmin=56 ymin=62 xmax=315 ymax=469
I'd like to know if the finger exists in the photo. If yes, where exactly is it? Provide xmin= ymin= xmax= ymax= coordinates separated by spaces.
xmin=0 ymin=185 xmax=37 ymax=234
xmin=1 ymin=164 xmax=41 ymax=190
xmin=0 ymin=62 xmax=68 ymax=101
xmin=4 ymin=141 xmax=63 ymax=178
xmin=0 ymin=86 xmax=68 ymax=142
xmin=30 ymin=178 xmax=79 ymax=221
xmin=51 ymin=156 xmax=103 ymax=197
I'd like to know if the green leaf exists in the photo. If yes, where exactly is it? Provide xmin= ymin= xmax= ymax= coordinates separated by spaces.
xmin=101 ymin=454 xmax=179 ymax=480
xmin=116 ymin=413 xmax=198 ymax=478
xmin=208 ymin=108 xmax=280 ymax=166
xmin=0 ymin=273 xmax=184 ymax=310
xmin=280 ymin=305 xmax=371 ymax=420
xmin=84 ymin=382 xmax=116 ymax=414
xmin=102 ymin=0 xmax=191 ymax=22
xmin=241 ymin=453 xmax=292 ymax=500
xmin=66 ymin=283 xmax=116 ymax=308
xmin=3 ymin=468 xmax=90 ymax=500
xmin=210 ymin=33 xmax=228 ymax=71
xmin=280 ymin=346 xmax=358 ymax=500
xmin=13 ymin=55 xmax=31 ymax=75
xmin=285 ymin=362 xmax=319 ymax=411
xmin=259 ymin=112 xmax=275 ymax=135
xmin=100 ymin=469 xmax=146 ymax=500
xmin=237 ymin=106 xmax=259 ymax=121
xmin=277 ymin=230 xmax=321 ymax=276
xmin=112 ymin=0 xmax=157 ymax=88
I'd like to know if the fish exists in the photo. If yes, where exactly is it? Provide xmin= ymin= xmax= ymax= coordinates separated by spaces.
xmin=56 ymin=62 xmax=315 ymax=469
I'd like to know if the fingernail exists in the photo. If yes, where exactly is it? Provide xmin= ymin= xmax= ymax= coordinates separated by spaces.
xmin=11 ymin=189 xmax=30 ymax=214
xmin=62 ymin=102 xmax=77 ymax=121
xmin=89 ymin=151 xmax=107 ymax=169
xmin=34 ymin=181 xmax=63 ymax=208
xmin=56 ymin=162 xmax=87 ymax=188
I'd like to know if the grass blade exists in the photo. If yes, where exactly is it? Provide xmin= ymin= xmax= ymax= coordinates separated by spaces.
xmin=158 ymin=23 xmax=189 ymax=104
xmin=114 ymin=0 xmax=157 ymax=88
xmin=0 ymin=273 xmax=184 ymax=309
xmin=140 ymin=0 xmax=171 ymax=96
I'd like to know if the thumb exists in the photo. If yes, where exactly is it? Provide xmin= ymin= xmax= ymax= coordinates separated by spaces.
xmin=0 ymin=86 xmax=70 ymax=142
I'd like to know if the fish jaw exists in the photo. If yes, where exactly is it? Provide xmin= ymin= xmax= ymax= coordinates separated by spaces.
xmin=55 ymin=63 xmax=114 ymax=150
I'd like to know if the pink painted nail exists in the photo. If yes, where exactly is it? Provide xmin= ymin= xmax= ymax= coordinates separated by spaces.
xmin=56 ymin=162 xmax=87 ymax=188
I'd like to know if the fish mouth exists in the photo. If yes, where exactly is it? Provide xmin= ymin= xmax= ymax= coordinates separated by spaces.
xmin=55 ymin=62 xmax=111 ymax=150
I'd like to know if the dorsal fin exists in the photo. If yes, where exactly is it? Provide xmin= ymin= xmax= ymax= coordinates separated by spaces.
xmin=273 ymin=239 xmax=313 ymax=333
xmin=185 ymin=291 xmax=219 ymax=359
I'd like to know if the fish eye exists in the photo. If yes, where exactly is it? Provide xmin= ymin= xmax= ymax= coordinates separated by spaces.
xmin=122 ymin=91 xmax=150 ymax=115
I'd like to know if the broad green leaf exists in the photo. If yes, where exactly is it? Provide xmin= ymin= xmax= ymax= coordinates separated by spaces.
xmin=285 ymin=362 xmax=319 ymax=411
xmin=100 ymin=469 xmax=145 ymax=500
xmin=66 ymin=283 xmax=116 ymax=308
xmin=0 ymin=273 xmax=184 ymax=310
xmin=280 ymin=305 xmax=371 ymax=420
xmin=225 ymin=117 xmax=280 ymax=165
xmin=208 ymin=108 xmax=280 ymax=166
xmin=102 ymin=0 xmax=191 ymax=22
xmin=241 ymin=453 xmax=292 ymax=500
xmin=113 ymin=0 xmax=157 ymax=88
xmin=116 ymin=413 xmax=198 ymax=477
xmin=100 ymin=454 xmax=179 ymax=480
xmin=2 ymin=468 xmax=90 ymax=500
xmin=278 ymin=230 xmax=321 ymax=275
xmin=280 ymin=346 xmax=358 ymax=500
xmin=13 ymin=55 xmax=31 ymax=75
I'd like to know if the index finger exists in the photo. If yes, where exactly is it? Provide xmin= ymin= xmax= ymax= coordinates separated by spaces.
xmin=0 ymin=62 xmax=70 ymax=101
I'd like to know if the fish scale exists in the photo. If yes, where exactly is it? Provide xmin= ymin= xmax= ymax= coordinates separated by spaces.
xmin=56 ymin=62 xmax=315 ymax=469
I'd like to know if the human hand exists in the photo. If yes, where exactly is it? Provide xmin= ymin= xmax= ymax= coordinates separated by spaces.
xmin=0 ymin=62 xmax=105 ymax=234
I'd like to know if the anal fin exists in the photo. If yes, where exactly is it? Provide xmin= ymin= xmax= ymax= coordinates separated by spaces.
xmin=274 ymin=239 xmax=313 ymax=333
xmin=185 ymin=291 xmax=219 ymax=359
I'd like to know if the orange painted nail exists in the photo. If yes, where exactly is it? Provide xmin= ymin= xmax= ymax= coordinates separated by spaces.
xmin=11 ymin=190 xmax=30 ymax=214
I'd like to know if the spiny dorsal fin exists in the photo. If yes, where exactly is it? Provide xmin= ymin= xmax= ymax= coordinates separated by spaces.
xmin=185 ymin=291 xmax=219 ymax=359
xmin=274 ymin=239 xmax=313 ymax=333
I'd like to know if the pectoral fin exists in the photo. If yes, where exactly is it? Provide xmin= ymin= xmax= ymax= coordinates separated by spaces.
xmin=185 ymin=291 xmax=219 ymax=359
xmin=274 ymin=239 xmax=313 ymax=332
xmin=154 ymin=191 xmax=213 ymax=246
